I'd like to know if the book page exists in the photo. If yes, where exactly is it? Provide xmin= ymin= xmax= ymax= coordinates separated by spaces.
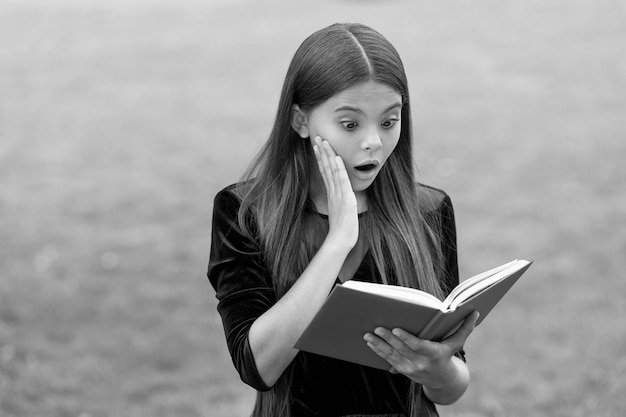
xmin=341 ymin=280 xmax=444 ymax=310
xmin=447 ymin=260 xmax=531 ymax=310
xmin=443 ymin=260 xmax=519 ymax=307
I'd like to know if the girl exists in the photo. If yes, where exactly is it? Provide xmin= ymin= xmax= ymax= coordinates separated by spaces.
xmin=208 ymin=23 xmax=479 ymax=417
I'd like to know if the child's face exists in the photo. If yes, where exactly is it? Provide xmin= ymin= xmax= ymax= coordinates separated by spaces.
xmin=299 ymin=80 xmax=403 ymax=193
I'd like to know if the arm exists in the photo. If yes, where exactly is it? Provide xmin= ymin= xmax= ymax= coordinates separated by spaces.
xmin=209 ymin=203 xmax=352 ymax=390
xmin=249 ymin=137 xmax=358 ymax=387
xmin=249 ymin=239 xmax=351 ymax=386
xmin=422 ymin=355 xmax=470 ymax=405
xmin=209 ymin=138 xmax=358 ymax=389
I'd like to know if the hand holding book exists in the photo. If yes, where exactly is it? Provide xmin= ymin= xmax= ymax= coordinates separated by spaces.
xmin=364 ymin=310 xmax=479 ymax=378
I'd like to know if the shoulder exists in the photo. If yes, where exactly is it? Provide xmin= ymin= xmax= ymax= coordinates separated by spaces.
xmin=212 ymin=184 xmax=240 ymax=221
xmin=212 ymin=180 xmax=260 ymax=237
xmin=213 ymin=180 xmax=255 ymax=211
xmin=211 ymin=182 xmax=248 ymax=228
xmin=415 ymin=182 xmax=453 ymax=215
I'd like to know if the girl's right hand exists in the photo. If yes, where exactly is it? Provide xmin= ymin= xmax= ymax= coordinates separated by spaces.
xmin=313 ymin=136 xmax=359 ymax=251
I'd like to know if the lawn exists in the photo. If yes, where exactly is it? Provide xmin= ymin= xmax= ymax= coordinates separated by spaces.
xmin=1 ymin=0 xmax=625 ymax=416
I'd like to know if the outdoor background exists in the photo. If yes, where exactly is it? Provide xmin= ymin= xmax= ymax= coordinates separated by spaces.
xmin=1 ymin=0 xmax=625 ymax=416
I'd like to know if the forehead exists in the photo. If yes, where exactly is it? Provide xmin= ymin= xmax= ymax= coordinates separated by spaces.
xmin=322 ymin=81 xmax=402 ymax=112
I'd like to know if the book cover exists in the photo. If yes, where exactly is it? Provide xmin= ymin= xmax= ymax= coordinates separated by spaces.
xmin=294 ymin=260 xmax=533 ymax=370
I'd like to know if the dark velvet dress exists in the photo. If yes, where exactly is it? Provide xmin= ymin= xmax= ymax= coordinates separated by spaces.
xmin=207 ymin=182 xmax=462 ymax=417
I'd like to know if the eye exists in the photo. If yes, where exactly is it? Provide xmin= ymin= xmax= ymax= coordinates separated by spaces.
xmin=341 ymin=121 xmax=358 ymax=131
xmin=382 ymin=118 xmax=400 ymax=128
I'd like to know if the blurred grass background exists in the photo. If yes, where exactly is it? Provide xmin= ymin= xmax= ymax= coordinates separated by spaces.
xmin=1 ymin=0 xmax=625 ymax=416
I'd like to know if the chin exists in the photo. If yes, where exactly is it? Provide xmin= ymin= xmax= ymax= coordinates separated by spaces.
xmin=350 ymin=179 xmax=376 ymax=193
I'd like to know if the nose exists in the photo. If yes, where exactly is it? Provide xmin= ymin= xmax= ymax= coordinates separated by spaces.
xmin=361 ymin=127 xmax=383 ymax=151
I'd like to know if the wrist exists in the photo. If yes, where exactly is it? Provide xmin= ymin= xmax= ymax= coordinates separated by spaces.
xmin=321 ymin=235 xmax=356 ymax=255
xmin=422 ymin=357 xmax=469 ymax=405
xmin=426 ymin=357 xmax=459 ymax=390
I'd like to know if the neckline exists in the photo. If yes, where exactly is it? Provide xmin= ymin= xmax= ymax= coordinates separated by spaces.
xmin=305 ymin=194 xmax=368 ymax=219
xmin=314 ymin=211 xmax=368 ymax=219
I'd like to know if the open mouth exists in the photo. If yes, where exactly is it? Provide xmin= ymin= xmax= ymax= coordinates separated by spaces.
xmin=354 ymin=163 xmax=378 ymax=172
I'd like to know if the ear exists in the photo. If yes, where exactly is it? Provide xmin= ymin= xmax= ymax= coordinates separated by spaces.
xmin=290 ymin=105 xmax=310 ymax=138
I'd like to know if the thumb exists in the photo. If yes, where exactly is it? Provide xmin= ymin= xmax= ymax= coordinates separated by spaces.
xmin=444 ymin=311 xmax=480 ymax=347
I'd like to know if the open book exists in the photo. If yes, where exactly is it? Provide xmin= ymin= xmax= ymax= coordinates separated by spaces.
xmin=294 ymin=259 xmax=533 ymax=370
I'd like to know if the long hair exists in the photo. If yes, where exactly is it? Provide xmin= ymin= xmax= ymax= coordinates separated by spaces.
xmin=237 ymin=23 xmax=444 ymax=417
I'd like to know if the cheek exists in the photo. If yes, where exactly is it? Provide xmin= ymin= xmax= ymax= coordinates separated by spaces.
xmin=308 ymin=122 xmax=339 ymax=144
xmin=326 ymin=137 xmax=354 ymax=162
xmin=309 ymin=126 xmax=352 ymax=157
xmin=382 ymin=129 xmax=401 ymax=156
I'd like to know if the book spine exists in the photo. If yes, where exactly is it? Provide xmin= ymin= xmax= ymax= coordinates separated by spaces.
xmin=417 ymin=310 xmax=444 ymax=340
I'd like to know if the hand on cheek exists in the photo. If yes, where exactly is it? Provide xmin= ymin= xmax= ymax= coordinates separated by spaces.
xmin=312 ymin=136 xmax=359 ymax=250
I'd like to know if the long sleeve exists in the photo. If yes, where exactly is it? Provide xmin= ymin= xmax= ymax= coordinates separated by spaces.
xmin=207 ymin=185 xmax=273 ymax=391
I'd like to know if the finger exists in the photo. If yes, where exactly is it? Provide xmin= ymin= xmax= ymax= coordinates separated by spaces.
xmin=317 ymin=138 xmax=335 ymax=194
xmin=322 ymin=141 xmax=351 ymax=199
xmin=364 ymin=332 xmax=400 ymax=365
xmin=390 ymin=327 xmax=435 ymax=354
xmin=374 ymin=327 xmax=412 ymax=356
xmin=323 ymin=140 xmax=339 ymax=176
xmin=334 ymin=155 xmax=353 ymax=195
xmin=443 ymin=311 xmax=480 ymax=347
xmin=323 ymin=140 xmax=345 ymax=197
xmin=313 ymin=140 xmax=330 ymax=192
xmin=321 ymin=138 xmax=337 ymax=158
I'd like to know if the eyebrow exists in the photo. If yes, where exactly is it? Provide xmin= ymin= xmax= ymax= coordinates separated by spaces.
xmin=333 ymin=102 xmax=403 ymax=115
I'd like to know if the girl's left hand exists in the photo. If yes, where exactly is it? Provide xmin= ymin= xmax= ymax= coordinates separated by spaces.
xmin=364 ymin=311 xmax=479 ymax=388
